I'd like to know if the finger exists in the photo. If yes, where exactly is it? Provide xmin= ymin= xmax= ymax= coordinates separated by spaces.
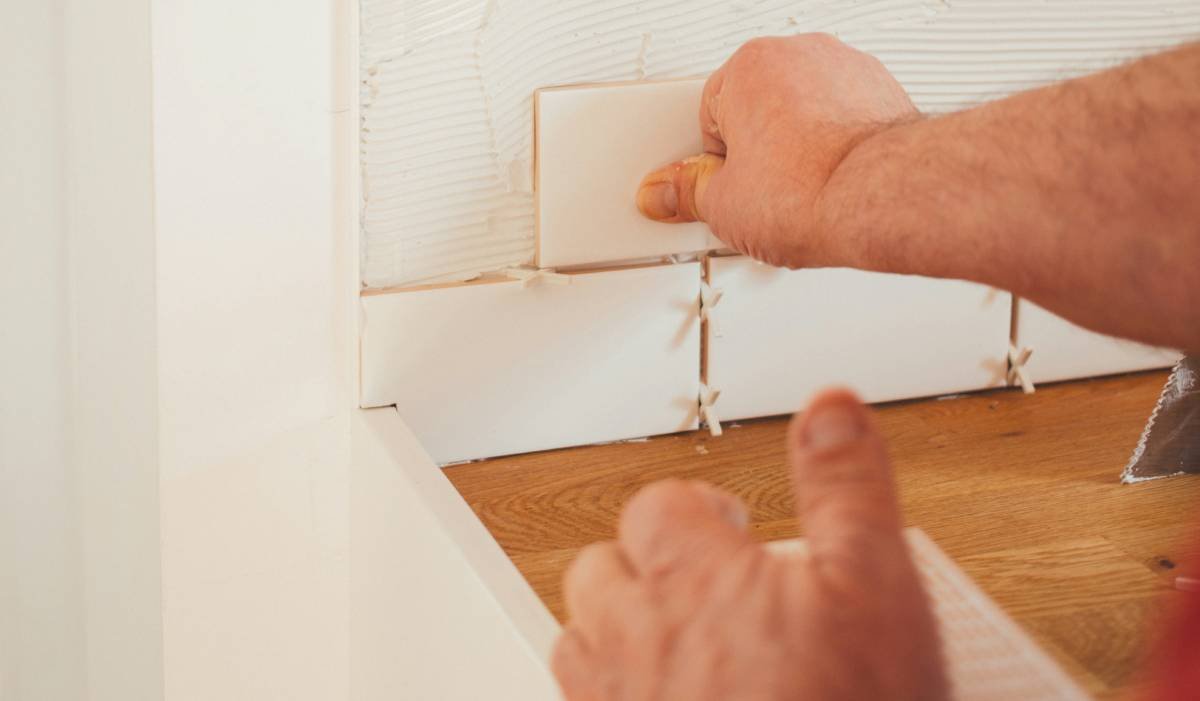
xmin=552 ymin=628 xmax=599 ymax=701
xmin=563 ymin=541 xmax=635 ymax=627
xmin=699 ymin=66 xmax=728 ymax=155
xmin=636 ymin=153 xmax=725 ymax=223
xmin=787 ymin=388 xmax=906 ymax=583
xmin=617 ymin=479 xmax=752 ymax=579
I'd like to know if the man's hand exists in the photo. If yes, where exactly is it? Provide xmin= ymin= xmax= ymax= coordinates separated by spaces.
xmin=641 ymin=37 xmax=1200 ymax=351
xmin=552 ymin=389 xmax=946 ymax=701
xmin=636 ymin=34 xmax=917 ymax=268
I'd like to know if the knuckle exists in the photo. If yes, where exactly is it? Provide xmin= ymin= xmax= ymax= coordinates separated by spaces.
xmin=817 ymin=440 xmax=893 ymax=484
xmin=620 ymin=482 xmax=708 ymax=557
xmin=813 ymin=552 xmax=877 ymax=605
xmin=564 ymin=542 xmax=625 ymax=609
xmin=551 ymin=628 xmax=588 ymax=681
xmin=803 ymin=31 xmax=840 ymax=45
xmin=732 ymin=36 xmax=778 ymax=63
xmin=574 ymin=541 xmax=611 ymax=565
xmin=814 ymin=534 xmax=913 ymax=604
xmin=550 ymin=637 xmax=571 ymax=673
xmin=620 ymin=480 xmax=695 ymax=549
xmin=627 ymin=478 xmax=694 ymax=518
xmin=740 ymin=36 xmax=772 ymax=52
xmin=564 ymin=543 xmax=600 ymax=585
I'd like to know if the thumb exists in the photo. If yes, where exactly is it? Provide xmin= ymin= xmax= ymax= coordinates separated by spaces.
xmin=618 ymin=479 xmax=751 ymax=579
xmin=787 ymin=388 xmax=906 ymax=582
xmin=636 ymin=153 xmax=724 ymax=223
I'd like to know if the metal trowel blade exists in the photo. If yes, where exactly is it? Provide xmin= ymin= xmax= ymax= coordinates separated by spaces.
xmin=1122 ymin=354 xmax=1200 ymax=483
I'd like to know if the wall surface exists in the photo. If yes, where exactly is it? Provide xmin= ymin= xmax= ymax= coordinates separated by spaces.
xmin=147 ymin=2 xmax=562 ymax=689
xmin=152 ymin=0 xmax=355 ymax=698
xmin=64 ymin=0 xmax=166 ymax=697
xmin=5 ymin=0 xmax=564 ymax=699
xmin=0 ymin=3 xmax=87 ymax=699
xmin=3 ymin=1 xmax=166 ymax=699
xmin=360 ymin=0 xmax=1200 ymax=288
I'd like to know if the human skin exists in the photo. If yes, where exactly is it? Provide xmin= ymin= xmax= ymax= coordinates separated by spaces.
xmin=552 ymin=390 xmax=946 ymax=701
xmin=637 ymin=35 xmax=1200 ymax=352
xmin=556 ymin=35 xmax=1200 ymax=700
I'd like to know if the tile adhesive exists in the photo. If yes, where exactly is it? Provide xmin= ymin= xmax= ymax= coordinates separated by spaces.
xmin=360 ymin=0 xmax=1199 ymax=289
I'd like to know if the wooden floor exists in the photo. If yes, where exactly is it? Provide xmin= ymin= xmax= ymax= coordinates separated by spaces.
xmin=445 ymin=371 xmax=1200 ymax=699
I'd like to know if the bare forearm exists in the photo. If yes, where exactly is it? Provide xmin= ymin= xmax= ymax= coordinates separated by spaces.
xmin=822 ymin=43 xmax=1200 ymax=350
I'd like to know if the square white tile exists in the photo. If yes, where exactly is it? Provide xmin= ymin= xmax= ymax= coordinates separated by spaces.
xmin=706 ymin=258 xmax=1011 ymax=420
xmin=536 ymin=80 xmax=722 ymax=268
xmin=1014 ymin=299 xmax=1179 ymax=384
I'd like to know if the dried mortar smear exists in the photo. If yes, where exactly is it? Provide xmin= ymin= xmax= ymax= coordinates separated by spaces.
xmin=361 ymin=0 xmax=1200 ymax=289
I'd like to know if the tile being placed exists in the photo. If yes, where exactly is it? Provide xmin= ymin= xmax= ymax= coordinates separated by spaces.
xmin=1014 ymin=299 xmax=1179 ymax=385
xmin=705 ymin=257 xmax=1011 ymax=421
xmin=535 ymin=79 xmax=723 ymax=268
xmin=360 ymin=263 xmax=701 ymax=463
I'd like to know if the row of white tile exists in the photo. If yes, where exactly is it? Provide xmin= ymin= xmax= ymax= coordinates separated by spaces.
xmin=360 ymin=260 xmax=1178 ymax=464
xmin=1016 ymin=301 xmax=1178 ymax=385
xmin=361 ymin=264 xmax=702 ymax=464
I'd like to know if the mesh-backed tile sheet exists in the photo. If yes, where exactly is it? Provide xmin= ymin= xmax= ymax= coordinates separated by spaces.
xmin=769 ymin=528 xmax=1091 ymax=701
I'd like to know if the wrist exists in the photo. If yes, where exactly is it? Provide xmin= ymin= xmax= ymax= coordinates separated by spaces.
xmin=812 ymin=117 xmax=924 ymax=272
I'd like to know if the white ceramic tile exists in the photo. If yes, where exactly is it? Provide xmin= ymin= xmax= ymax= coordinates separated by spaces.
xmin=536 ymin=80 xmax=722 ymax=268
xmin=360 ymin=263 xmax=701 ymax=463
xmin=706 ymin=258 xmax=1011 ymax=421
xmin=1014 ymin=299 xmax=1179 ymax=385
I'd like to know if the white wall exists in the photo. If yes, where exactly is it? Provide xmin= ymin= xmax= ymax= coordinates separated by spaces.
xmin=2 ymin=2 xmax=165 ymax=699
xmin=3 ymin=0 xmax=564 ymax=699
xmin=151 ymin=0 xmax=355 ymax=697
xmin=0 ymin=3 xmax=87 ymax=699
xmin=63 ymin=0 xmax=165 ymax=698
xmin=5 ymin=0 xmax=352 ymax=697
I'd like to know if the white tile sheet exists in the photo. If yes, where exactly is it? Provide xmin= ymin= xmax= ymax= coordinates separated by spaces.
xmin=1014 ymin=299 xmax=1179 ymax=385
xmin=360 ymin=263 xmax=701 ymax=463
xmin=536 ymin=80 xmax=721 ymax=268
xmin=706 ymin=258 xmax=1011 ymax=421
xmin=769 ymin=529 xmax=1091 ymax=701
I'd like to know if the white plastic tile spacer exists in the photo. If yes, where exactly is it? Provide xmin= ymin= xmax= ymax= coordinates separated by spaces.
xmin=700 ymin=282 xmax=725 ymax=338
xmin=699 ymin=383 xmax=723 ymax=437
xmin=502 ymin=266 xmax=572 ymax=289
xmin=1007 ymin=344 xmax=1036 ymax=394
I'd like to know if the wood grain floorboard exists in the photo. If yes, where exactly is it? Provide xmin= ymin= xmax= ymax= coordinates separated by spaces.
xmin=445 ymin=370 xmax=1200 ymax=699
